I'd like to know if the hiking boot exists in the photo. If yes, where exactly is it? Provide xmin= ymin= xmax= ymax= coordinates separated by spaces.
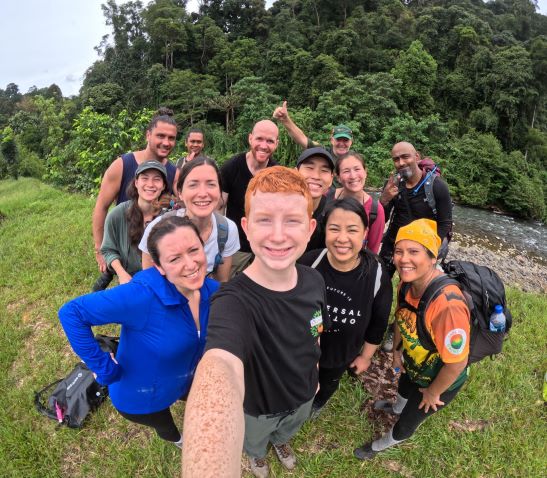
xmin=249 ymin=456 xmax=269 ymax=478
xmin=92 ymin=271 xmax=114 ymax=292
xmin=373 ymin=399 xmax=401 ymax=415
xmin=309 ymin=403 xmax=324 ymax=420
xmin=354 ymin=442 xmax=378 ymax=460
xmin=382 ymin=329 xmax=394 ymax=352
xmin=273 ymin=443 xmax=296 ymax=470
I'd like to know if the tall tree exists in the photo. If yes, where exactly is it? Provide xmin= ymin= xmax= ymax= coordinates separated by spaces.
xmin=1 ymin=127 xmax=19 ymax=180
xmin=144 ymin=0 xmax=188 ymax=71
xmin=480 ymin=45 xmax=535 ymax=149
xmin=161 ymin=69 xmax=219 ymax=127
xmin=391 ymin=40 xmax=437 ymax=117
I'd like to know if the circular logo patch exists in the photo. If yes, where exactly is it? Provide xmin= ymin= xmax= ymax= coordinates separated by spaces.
xmin=445 ymin=328 xmax=467 ymax=355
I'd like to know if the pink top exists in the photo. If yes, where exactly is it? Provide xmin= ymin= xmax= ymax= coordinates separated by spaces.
xmin=363 ymin=195 xmax=385 ymax=254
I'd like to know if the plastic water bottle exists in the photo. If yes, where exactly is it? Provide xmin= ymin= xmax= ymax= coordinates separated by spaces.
xmin=489 ymin=305 xmax=506 ymax=332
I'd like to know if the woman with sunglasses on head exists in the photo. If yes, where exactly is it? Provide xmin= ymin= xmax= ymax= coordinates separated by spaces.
xmin=333 ymin=151 xmax=385 ymax=254
xmin=60 ymin=216 xmax=218 ymax=448
xmin=299 ymin=197 xmax=392 ymax=419
xmin=140 ymin=156 xmax=239 ymax=282
xmin=354 ymin=219 xmax=470 ymax=460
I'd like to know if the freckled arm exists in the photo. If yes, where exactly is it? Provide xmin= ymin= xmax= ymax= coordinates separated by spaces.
xmin=182 ymin=348 xmax=245 ymax=478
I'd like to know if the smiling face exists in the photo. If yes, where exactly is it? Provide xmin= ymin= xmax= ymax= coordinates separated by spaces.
xmin=134 ymin=170 xmax=166 ymax=202
xmin=297 ymin=156 xmax=334 ymax=201
xmin=179 ymin=164 xmax=221 ymax=219
xmin=391 ymin=142 xmax=420 ymax=181
xmin=325 ymin=207 xmax=366 ymax=271
xmin=248 ymin=120 xmax=279 ymax=165
xmin=242 ymin=191 xmax=316 ymax=273
xmin=155 ymin=225 xmax=207 ymax=296
xmin=146 ymin=121 xmax=177 ymax=161
xmin=330 ymin=136 xmax=352 ymax=158
xmin=393 ymin=239 xmax=437 ymax=283
xmin=337 ymin=155 xmax=367 ymax=194
xmin=185 ymin=132 xmax=205 ymax=156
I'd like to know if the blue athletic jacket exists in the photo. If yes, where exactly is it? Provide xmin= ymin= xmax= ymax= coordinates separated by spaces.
xmin=59 ymin=267 xmax=219 ymax=414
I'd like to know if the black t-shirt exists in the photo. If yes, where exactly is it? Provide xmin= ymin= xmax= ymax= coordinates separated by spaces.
xmin=220 ymin=152 xmax=277 ymax=253
xmin=306 ymin=195 xmax=327 ymax=252
xmin=382 ymin=176 xmax=452 ymax=254
xmin=205 ymin=265 xmax=330 ymax=416
xmin=299 ymin=249 xmax=392 ymax=368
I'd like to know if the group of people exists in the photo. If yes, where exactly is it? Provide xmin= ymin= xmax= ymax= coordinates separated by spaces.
xmin=58 ymin=105 xmax=470 ymax=478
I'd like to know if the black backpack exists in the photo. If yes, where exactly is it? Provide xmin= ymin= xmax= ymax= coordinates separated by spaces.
xmin=398 ymin=260 xmax=512 ymax=364
xmin=34 ymin=362 xmax=108 ymax=428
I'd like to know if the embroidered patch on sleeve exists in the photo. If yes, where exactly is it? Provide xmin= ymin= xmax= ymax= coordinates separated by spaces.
xmin=445 ymin=328 xmax=467 ymax=355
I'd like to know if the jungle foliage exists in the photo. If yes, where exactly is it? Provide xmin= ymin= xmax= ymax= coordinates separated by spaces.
xmin=0 ymin=0 xmax=546 ymax=219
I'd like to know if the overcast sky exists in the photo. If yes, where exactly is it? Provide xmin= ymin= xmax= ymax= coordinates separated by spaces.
xmin=0 ymin=0 xmax=545 ymax=97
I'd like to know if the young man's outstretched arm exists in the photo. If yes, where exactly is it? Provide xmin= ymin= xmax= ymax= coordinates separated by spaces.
xmin=182 ymin=349 xmax=245 ymax=478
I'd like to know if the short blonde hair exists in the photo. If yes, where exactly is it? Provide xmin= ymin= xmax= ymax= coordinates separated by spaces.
xmin=245 ymin=166 xmax=314 ymax=217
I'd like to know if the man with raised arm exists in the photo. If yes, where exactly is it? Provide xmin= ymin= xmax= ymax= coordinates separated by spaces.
xmin=219 ymin=119 xmax=279 ymax=276
xmin=91 ymin=108 xmax=179 ymax=291
xmin=272 ymin=100 xmax=353 ymax=161
xmin=183 ymin=166 xmax=330 ymax=478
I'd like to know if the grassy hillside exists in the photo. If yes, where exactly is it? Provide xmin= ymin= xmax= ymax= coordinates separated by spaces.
xmin=0 ymin=178 xmax=545 ymax=477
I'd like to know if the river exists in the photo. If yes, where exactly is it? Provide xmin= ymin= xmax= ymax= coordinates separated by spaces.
xmin=452 ymin=205 xmax=546 ymax=265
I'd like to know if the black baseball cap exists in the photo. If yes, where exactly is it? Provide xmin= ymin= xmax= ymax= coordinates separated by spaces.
xmin=296 ymin=147 xmax=335 ymax=171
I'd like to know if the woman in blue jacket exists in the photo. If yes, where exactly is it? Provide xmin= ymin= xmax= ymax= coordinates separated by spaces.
xmin=59 ymin=215 xmax=219 ymax=448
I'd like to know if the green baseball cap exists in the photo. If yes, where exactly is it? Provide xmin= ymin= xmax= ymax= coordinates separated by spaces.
xmin=332 ymin=124 xmax=353 ymax=140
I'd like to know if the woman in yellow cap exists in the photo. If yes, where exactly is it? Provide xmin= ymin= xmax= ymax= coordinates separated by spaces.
xmin=354 ymin=218 xmax=470 ymax=460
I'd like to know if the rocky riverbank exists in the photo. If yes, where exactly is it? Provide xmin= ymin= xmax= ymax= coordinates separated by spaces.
xmin=446 ymin=232 xmax=547 ymax=294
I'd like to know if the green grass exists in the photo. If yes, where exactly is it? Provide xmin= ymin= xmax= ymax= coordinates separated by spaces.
xmin=1 ymin=178 xmax=546 ymax=477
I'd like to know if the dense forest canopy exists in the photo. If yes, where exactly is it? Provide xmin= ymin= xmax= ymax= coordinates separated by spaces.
xmin=0 ymin=0 xmax=546 ymax=220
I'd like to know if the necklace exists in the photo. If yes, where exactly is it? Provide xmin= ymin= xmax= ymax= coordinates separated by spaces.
xmin=339 ymin=188 xmax=366 ymax=205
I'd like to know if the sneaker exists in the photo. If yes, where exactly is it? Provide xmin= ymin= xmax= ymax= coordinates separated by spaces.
xmin=92 ymin=271 xmax=114 ymax=292
xmin=249 ymin=457 xmax=269 ymax=478
xmin=173 ymin=437 xmax=183 ymax=449
xmin=273 ymin=443 xmax=297 ymax=470
xmin=354 ymin=442 xmax=379 ymax=461
xmin=309 ymin=404 xmax=324 ymax=420
xmin=373 ymin=399 xmax=400 ymax=415
xmin=382 ymin=329 xmax=394 ymax=352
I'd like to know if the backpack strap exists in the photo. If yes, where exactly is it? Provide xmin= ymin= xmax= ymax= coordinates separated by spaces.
xmin=368 ymin=198 xmax=378 ymax=228
xmin=310 ymin=248 xmax=328 ymax=269
xmin=373 ymin=260 xmax=382 ymax=298
xmin=423 ymin=175 xmax=437 ymax=216
xmin=415 ymin=275 xmax=460 ymax=351
xmin=34 ymin=379 xmax=64 ymax=422
xmin=212 ymin=212 xmax=229 ymax=273
xmin=409 ymin=167 xmax=438 ymax=216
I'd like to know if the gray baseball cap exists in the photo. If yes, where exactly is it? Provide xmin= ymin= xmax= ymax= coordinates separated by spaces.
xmin=135 ymin=160 xmax=167 ymax=180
